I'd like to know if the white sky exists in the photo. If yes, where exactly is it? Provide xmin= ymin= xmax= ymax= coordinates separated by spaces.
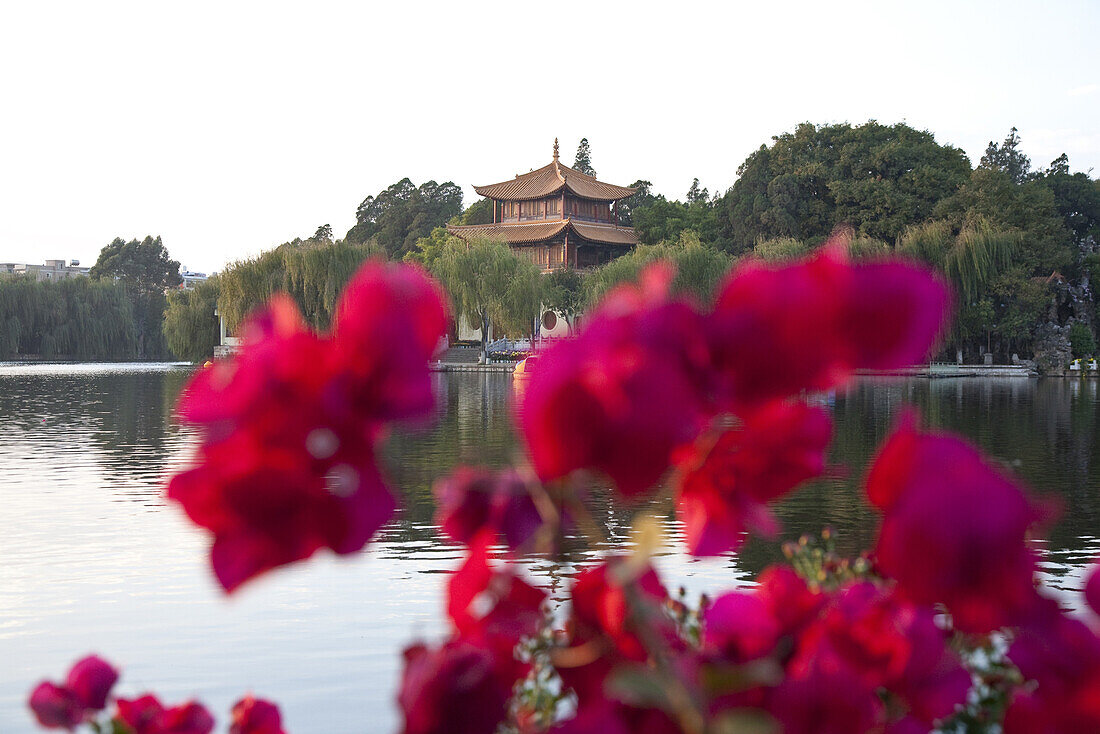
xmin=1 ymin=0 xmax=1098 ymax=273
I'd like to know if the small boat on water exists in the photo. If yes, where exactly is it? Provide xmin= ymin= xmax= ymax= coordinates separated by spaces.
xmin=512 ymin=354 xmax=540 ymax=396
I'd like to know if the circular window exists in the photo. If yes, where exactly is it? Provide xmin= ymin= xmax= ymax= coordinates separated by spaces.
xmin=541 ymin=310 xmax=558 ymax=330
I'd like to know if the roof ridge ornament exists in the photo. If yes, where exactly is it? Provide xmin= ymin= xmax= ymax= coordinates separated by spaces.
xmin=553 ymin=137 xmax=559 ymax=161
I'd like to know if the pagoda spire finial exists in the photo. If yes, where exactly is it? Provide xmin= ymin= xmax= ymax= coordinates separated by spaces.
xmin=553 ymin=137 xmax=559 ymax=161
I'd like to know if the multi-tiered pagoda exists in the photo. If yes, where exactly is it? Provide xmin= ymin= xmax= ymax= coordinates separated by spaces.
xmin=448 ymin=140 xmax=638 ymax=271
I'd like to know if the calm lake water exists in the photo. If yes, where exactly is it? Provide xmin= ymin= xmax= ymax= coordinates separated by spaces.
xmin=1 ymin=364 xmax=1098 ymax=733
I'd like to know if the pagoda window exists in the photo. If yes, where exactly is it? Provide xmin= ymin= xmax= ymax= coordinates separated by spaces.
xmin=547 ymin=198 xmax=559 ymax=216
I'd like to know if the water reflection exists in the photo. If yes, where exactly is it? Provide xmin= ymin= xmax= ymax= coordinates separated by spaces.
xmin=0 ymin=365 xmax=1097 ymax=733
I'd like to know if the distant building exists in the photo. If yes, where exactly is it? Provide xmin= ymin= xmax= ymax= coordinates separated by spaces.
xmin=179 ymin=268 xmax=209 ymax=289
xmin=0 ymin=259 xmax=89 ymax=281
xmin=447 ymin=139 xmax=638 ymax=271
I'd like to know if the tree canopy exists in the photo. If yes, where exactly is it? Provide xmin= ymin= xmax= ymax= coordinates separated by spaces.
xmin=90 ymin=235 xmax=181 ymax=359
xmin=345 ymin=178 xmax=463 ymax=258
xmin=717 ymin=121 xmax=972 ymax=254
xmin=572 ymin=138 xmax=595 ymax=176
xmin=163 ymin=275 xmax=221 ymax=362
xmin=0 ymin=277 xmax=137 ymax=359
xmin=217 ymin=237 xmax=383 ymax=332
xmin=430 ymin=238 xmax=542 ymax=354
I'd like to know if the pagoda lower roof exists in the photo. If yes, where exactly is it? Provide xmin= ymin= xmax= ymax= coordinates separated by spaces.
xmin=473 ymin=159 xmax=637 ymax=202
xmin=447 ymin=219 xmax=638 ymax=247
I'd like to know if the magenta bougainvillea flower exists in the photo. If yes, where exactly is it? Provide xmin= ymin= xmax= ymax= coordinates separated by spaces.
xmin=866 ymin=414 xmax=1048 ymax=633
xmin=1086 ymin=561 xmax=1100 ymax=616
xmin=28 ymin=655 xmax=119 ymax=730
xmin=434 ymin=467 xmax=543 ymax=552
xmin=229 ymin=696 xmax=286 ymax=734
xmin=1004 ymin=598 xmax=1100 ymax=733
xmin=707 ymin=238 xmax=950 ymax=413
xmin=168 ymin=261 xmax=447 ymax=592
xmin=330 ymin=260 xmax=449 ymax=424
xmin=554 ymin=558 xmax=676 ymax=710
xmin=675 ymin=401 xmax=832 ymax=556
xmin=518 ymin=263 xmax=712 ymax=497
xmin=788 ymin=582 xmax=968 ymax=724
xmin=28 ymin=683 xmax=83 ymax=730
xmin=701 ymin=591 xmax=781 ymax=664
xmin=447 ymin=539 xmax=546 ymax=668
xmin=765 ymin=663 xmax=885 ymax=734
xmin=398 ymin=639 xmax=517 ymax=734
xmin=114 ymin=695 xmax=215 ymax=734
xmin=398 ymin=542 xmax=547 ymax=734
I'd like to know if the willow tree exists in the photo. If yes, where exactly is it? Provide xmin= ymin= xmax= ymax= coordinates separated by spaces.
xmin=898 ymin=218 xmax=1021 ymax=358
xmin=163 ymin=275 xmax=221 ymax=362
xmin=431 ymin=238 xmax=542 ymax=357
xmin=543 ymin=268 xmax=585 ymax=334
xmin=0 ymin=277 xmax=137 ymax=359
xmin=217 ymin=238 xmax=383 ymax=333
xmin=584 ymin=231 xmax=732 ymax=308
xmin=898 ymin=218 xmax=1018 ymax=303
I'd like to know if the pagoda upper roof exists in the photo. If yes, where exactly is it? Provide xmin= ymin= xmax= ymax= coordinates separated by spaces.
xmin=447 ymin=219 xmax=638 ymax=247
xmin=473 ymin=152 xmax=637 ymax=203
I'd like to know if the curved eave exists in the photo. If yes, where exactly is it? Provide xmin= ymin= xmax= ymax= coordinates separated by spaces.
xmin=447 ymin=219 xmax=637 ymax=247
xmin=472 ymin=160 xmax=637 ymax=202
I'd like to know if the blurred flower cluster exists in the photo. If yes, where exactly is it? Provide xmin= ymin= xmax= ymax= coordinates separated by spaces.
xmin=29 ymin=655 xmax=285 ymax=734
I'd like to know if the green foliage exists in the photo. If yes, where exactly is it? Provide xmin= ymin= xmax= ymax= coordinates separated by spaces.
xmin=572 ymin=138 xmax=595 ymax=176
xmin=405 ymin=226 xmax=461 ymax=272
xmin=585 ymin=231 xmax=732 ymax=308
xmin=0 ymin=277 xmax=137 ymax=359
xmin=718 ymin=121 xmax=971 ymax=254
xmin=90 ymin=235 xmax=182 ymax=359
xmin=431 ymin=238 xmax=543 ymax=351
xmin=542 ymin=268 xmax=585 ymax=333
xmin=753 ymin=236 xmax=809 ymax=262
xmin=617 ymin=180 xmax=657 ymax=227
xmin=345 ymin=178 xmax=462 ymax=258
xmin=1036 ymin=154 xmax=1100 ymax=247
xmin=218 ymin=238 xmax=383 ymax=332
xmin=632 ymin=196 xmax=724 ymax=249
xmin=685 ymin=178 xmax=709 ymax=204
xmin=1069 ymin=322 xmax=1097 ymax=358
xmin=163 ymin=275 xmax=221 ymax=362
xmin=898 ymin=218 xmax=1019 ymax=303
xmin=457 ymin=197 xmax=493 ymax=225
xmin=979 ymin=127 xmax=1033 ymax=185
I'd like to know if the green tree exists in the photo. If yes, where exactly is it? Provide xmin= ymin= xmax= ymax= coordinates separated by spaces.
xmin=543 ymin=268 xmax=585 ymax=333
xmin=0 ymin=277 xmax=137 ymax=359
xmin=1069 ymin=322 xmax=1097 ymax=358
xmin=979 ymin=127 xmax=1033 ymax=185
xmin=90 ymin=236 xmax=182 ymax=359
xmin=163 ymin=275 xmax=221 ymax=362
xmin=346 ymin=178 xmax=463 ymax=258
xmin=218 ymin=238 xmax=383 ymax=333
xmin=406 ymin=226 xmax=461 ymax=272
xmin=617 ymin=180 xmax=657 ymax=226
xmin=431 ymin=238 xmax=542 ymax=357
xmin=718 ymin=121 xmax=971 ymax=254
xmin=753 ymin=237 xmax=809 ymax=262
xmin=457 ymin=197 xmax=493 ymax=225
xmin=584 ymin=231 xmax=731 ymax=307
xmin=572 ymin=138 xmax=596 ymax=176
xmin=1036 ymin=154 xmax=1100 ymax=248
xmin=686 ymin=178 xmax=709 ymax=204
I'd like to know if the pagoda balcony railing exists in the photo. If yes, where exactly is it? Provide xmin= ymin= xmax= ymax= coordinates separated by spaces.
xmin=499 ymin=213 xmax=616 ymax=225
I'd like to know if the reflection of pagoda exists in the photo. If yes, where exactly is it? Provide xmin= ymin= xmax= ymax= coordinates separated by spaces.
xmin=447 ymin=139 xmax=638 ymax=271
